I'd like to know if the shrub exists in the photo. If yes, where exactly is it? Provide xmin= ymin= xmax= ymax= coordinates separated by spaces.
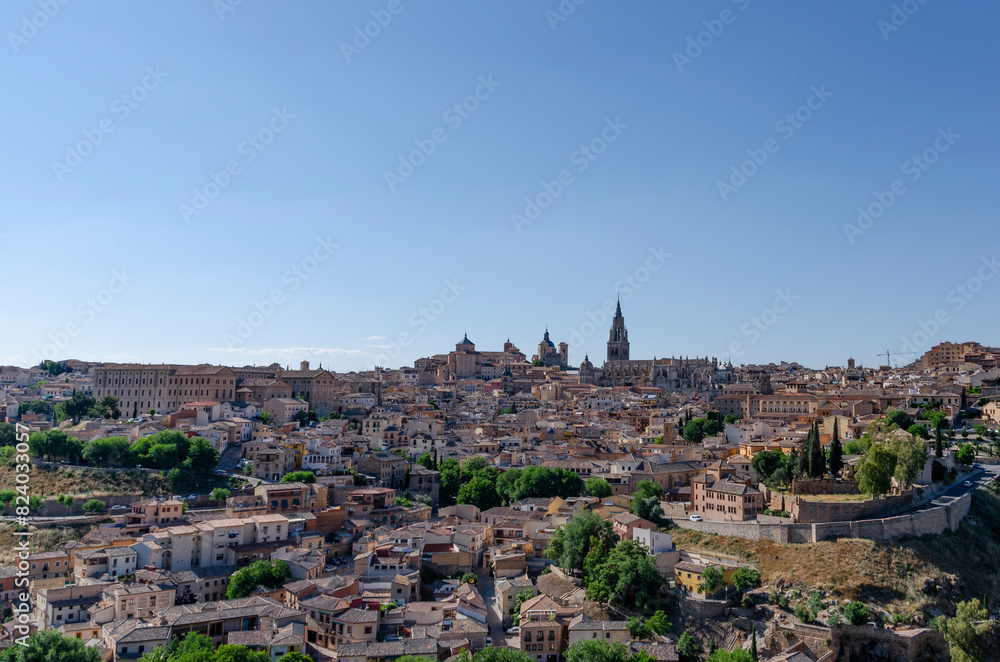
xmin=794 ymin=604 xmax=815 ymax=624
xmin=843 ymin=601 xmax=870 ymax=626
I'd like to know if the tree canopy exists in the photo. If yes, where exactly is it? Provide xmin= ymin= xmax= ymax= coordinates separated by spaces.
xmin=0 ymin=630 xmax=102 ymax=662
xmin=546 ymin=510 xmax=617 ymax=577
xmin=226 ymin=560 xmax=291 ymax=599
xmin=495 ymin=466 xmax=584 ymax=504
xmin=584 ymin=477 xmax=614 ymax=499
xmin=585 ymin=539 xmax=664 ymax=610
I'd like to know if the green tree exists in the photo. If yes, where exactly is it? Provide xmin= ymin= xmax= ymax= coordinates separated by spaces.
xmin=957 ymin=444 xmax=975 ymax=465
xmin=57 ymin=494 xmax=74 ymax=507
xmin=698 ymin=566 xmax=724 ymax=595
xmin=458 ymin=475 xmax=501 ymax=511
xmin=627 ymin=616 xmax=651 ymax=640
xmin=0 ymin=630 xmax=102 ymax=662
xmin=210 ymin=488 xmax=230 ymax=503
xmin=275 ymin=655 xmax=312 ymax=662
xmin=843 ymin=601 xmax=870 ymax=626
xmin=885 ymin=409 xmax=914 ymax=431
xmin=908 ymin=424 xmax=930 ymax=440
xmin=677 ymin=633 xmax=702 ymax=662
xmin=586 ymin=540 xmax=663 ymax=610
xmin=82 ymin=436 xmax=131 ymax=467
xmin=749 ymin=622 xmax=759 ymax=661
xmin=633 ymin=479 xmax=664 ymax=501
xmin=510 ymin=588 xmax=536 ymax=619
xmin=92 ymin=395 xmax=121 ymax=419
xmin=546 ymin=510 xmax=617 ymax=577
xmin=63 ymin=391 xmax=97 ymax=419
xmin=584 ymin=477 xmax=614 ymax=499
xmin=708 ymin=651 xmax=753 ymax=662
xmin=808 ymin=423 xmax=825 ymax=478
xmin=565 ymin=640 xmax=631 ymax=662
xmin=646 ymin=610 xmax=671 ymax=635
xmin=460 ymin=456 xmax=490 ymax=480
xmin=474 ymin=648 xmax=535 ymax=662
xmin=937 ymin=598 xmax=988 ymax=662
xmin=184 ymin=437 xmax=220 ymax=472
xmin=751 ymin=450 xmax=785 ymax=481
xmin=935 ymin=428 xmax=945 ymax=458
xmin=211 ymin=646 xmax=269 ymax=662
xmin=857 ymin=445 xmax=897 ymax=499
xmin=630 ymin=496 xmax=664 ymax=524
xmin=259 ymin=412 xmax=271 ymax=424
xmin=683 ymin=419 xmax=706 ymax=443
xmin=280 ymin=471 xmax=317 ymax=483
xmin=888 ymin=435 xmax=928 ymax=487
xmin=732 ymin=566 xmax=761 ymax=593
xmin=440 ymin=459 xmax=461 ymax=504
xmin=0 ymin=422 xmax=16 ymax=446
xmin=828 ymin=433 xmax=844 ymax=477
xmin=417 ymin=452 xmax=435 ymax=470
xmin=82 ymin=499 xmax=106 ymax=512
xmin=226 ymin=560 xmax=290 ymax=599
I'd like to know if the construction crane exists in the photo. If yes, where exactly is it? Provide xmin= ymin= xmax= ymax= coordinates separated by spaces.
xmin=876 ymin=349 xmax=917 ymax=368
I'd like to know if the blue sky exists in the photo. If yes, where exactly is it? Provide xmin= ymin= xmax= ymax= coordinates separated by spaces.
xmin=2 ymin=0 xmax=998 ymax=372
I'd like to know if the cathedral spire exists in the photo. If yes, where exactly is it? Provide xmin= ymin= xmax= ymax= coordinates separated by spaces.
xmin=615 ymin=297 xmax=622 ymax=319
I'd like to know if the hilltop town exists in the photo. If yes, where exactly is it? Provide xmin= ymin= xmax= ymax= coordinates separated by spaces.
xmin=2 ymin=311 xmax=999 ymax=662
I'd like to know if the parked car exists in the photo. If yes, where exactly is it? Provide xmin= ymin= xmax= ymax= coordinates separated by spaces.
xmin=111 ymin=505 xmax=128 ymax=510
xmin=689 ymin=515 xmax=704 ymax=522
xmin=172 ymin=495 xmax=182 ymax=500
xmin=964 ymin=480 xmax=973 ymax=487
xmin=506 ymin=627 xmax=520 ymax=635
xmin=186 ymin=494 xmax=197 ymax=500
xmin=486 ymin=637 xmax=492 ymax=646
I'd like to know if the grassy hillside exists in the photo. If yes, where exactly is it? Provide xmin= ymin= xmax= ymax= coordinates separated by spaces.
xmin=672 ymin=487 xmax=1000 ymax=620
xmin=0 ymin=463 xmax=169 ymax=497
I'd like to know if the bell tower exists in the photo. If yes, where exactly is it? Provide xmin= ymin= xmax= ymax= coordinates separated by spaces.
xmin=606 ymin=298 xmax=630 ymax=363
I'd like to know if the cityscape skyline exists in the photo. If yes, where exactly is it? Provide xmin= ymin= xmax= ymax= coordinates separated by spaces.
xmin=3 ymin=1 xmax=998 ymax=372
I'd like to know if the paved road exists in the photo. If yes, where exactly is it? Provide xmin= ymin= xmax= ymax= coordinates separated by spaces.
xmin=477 ymin=571 xmax=519 ymax=649
xmin=905 ymin=465 xmax=999 ymax=516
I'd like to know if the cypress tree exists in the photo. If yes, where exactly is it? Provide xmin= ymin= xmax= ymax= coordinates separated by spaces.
xmin=935 ymin=428 xmax=944 ymax=458
xmin=810 ymin=423 xmax=826 ymax=478
xmin=750 ymin=622 xmax=759 ymax=661
xmin=829 ymin=431 xmax=844 ymax=477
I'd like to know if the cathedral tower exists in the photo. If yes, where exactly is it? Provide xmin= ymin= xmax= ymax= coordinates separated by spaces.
xmin=606 ymin=298 xmax=630 ymax=362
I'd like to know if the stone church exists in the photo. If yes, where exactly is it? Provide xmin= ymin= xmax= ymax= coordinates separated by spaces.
xmin=578 ymin=300 xmax=732 ymax=394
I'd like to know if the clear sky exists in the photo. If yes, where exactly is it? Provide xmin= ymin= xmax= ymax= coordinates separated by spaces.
xmin=2 ymin=1 xmax=997 ymax=372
